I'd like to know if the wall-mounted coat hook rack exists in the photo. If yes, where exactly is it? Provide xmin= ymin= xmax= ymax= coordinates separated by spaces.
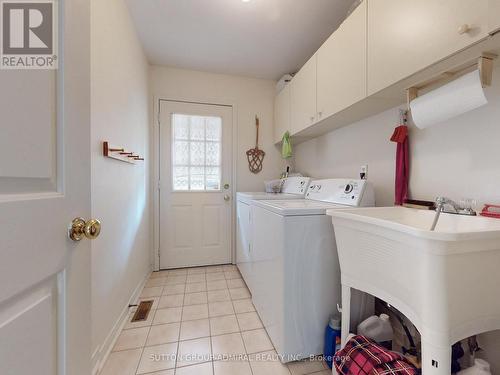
xmin=103 ymin=141 xmax=144 ymax=164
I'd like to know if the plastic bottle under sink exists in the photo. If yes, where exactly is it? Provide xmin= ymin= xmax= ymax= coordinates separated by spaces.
xmin=357 ymin=314 xmax=393 ymax=348
xmin=457 ymin=359 xmax=491 ymax=375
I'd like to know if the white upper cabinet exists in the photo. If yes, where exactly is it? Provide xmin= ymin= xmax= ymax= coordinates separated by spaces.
xmin=368 ymin=0 xmax=490 ymax=95
xmin=290 ymin=54 xmax=317 ymax=134
xmin=490 ymin=0 xmax=500 ymax=33
xmin=274 ymin=84 xmax=291 ymax=144
xmin=317 ymin=1 xmax=367 ymax=119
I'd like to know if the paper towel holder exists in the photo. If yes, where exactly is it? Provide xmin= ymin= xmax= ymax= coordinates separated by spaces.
xmin=406 ymin=53 xmax=496 ymax=109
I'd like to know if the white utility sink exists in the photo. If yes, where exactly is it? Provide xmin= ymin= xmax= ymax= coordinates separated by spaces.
xmin=328 ymin=206 xmax=500 ymax=375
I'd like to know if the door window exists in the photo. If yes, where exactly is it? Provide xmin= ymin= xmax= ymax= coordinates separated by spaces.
xmin=171 ymin=113 xmax=222 ymax=191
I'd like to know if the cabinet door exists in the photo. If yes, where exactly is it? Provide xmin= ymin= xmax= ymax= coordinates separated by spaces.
xmin=490 ymin=0 xmax=500 ymax=33
xmin=317 ymin=1 xmax=367 ymax=119
xmin=290 ymin=54 xmax=317 ymax=134
xmin=368 ymin=0 xmax=490 ymax=95
xmin=274 ymin=84 xmax=291 ymax=144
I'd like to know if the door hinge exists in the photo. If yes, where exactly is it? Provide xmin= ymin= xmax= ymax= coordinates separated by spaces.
xmin=158 ymin=181 xmax=161 ymax=190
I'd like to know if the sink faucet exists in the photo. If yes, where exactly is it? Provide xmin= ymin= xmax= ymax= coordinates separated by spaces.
xmin=430 ymin=197 xmax=477 ymax=231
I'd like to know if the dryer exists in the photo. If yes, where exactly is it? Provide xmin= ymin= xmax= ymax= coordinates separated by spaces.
xmin=250 ymin=178 xmax=375 ymax=362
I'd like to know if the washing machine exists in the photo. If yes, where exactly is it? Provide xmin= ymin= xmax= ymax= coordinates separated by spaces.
xmin=250 ymin=178 xmax=375 ymax=362
xmin=236 ymin=176 xmax=310 ymax=294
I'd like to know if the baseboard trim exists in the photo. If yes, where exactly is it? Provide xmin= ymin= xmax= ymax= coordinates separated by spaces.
xmin=91 ymin=269 xmax=152 ymax=375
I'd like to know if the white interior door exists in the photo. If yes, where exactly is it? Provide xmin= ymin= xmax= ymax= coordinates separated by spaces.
xmin=0 ymin=1 xmax=91 ymax=374
xmin=159 ymin=100 xmax=233 ymax=269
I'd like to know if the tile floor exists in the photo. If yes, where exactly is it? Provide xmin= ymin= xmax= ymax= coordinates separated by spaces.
xmin=101 ymin=264 xmax=331 ymax=375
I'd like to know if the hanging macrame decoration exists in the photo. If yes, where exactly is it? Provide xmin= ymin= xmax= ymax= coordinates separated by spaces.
xmin=246 ymin=116 xmax=265 ymax=174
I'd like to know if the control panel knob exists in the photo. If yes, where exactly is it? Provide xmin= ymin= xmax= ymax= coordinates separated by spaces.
xmin=344 ymin=184 xmax=353 ymax=194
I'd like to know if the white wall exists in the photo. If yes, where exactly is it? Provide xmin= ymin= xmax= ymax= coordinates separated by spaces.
xmin=294 ymin=66 xmax=500 ymax=371
xmin=90 ymin=0 xmax=151 ymax=370
xmin=150 ymin=65 xmax=286 ymax=192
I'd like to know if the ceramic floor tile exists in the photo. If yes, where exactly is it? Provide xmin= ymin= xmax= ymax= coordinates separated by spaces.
xmin=224 ymin=271 xmax=241 ymax=280
xmin=207 ymin=289 xmax=231 ymax=303
xmin=175 ymin=361 xmax=214 ymax=375
xmin=229 ymin=287 xmax=251 ymax=300
xmin=207 ymin=280 xmax=228 ymax=291
xmin=237 ymin=312 xmax=263 ymax=331
xmin=241 ymin=329 xmax=273 ymax=354
xmin=186 ymin=274 xmax=206 ymax=283
xmin=168 ymin=269 xmax=188 ymax=276
xmin=287 ymin=358 xmax=327 ymax=375
xmin=206 ymin=272 xmax=226 ymax=281
xmin=182 ymin=303 xmax=209 ymax=321
xmin=211 ymin=332 xmax=246 ymax=359
xmin=206 ymin=266 xmax=224 ymax=273
xmin=136 ymin=343 xmax=178 ymax=374
xmin=146 ymin=322 xmax=181 ymax=346
xmin=208 ymin=301 xmax=234 ymax=317
xmin=112 ymin=326 xmax=149 ymax=351
xmin=142 ymin=370 xmax=174 ymax=375
xmin=176 ymin=337 xmax=212 ymax=367
xmin=187 ymin=267 xmax=207 ymax=275
xmin=213 ymin=359 xmax=252 ymax=375
xmin=249 ymin=350 xmax=291 ymax=375
xmin=150 ymin=271 xmax=169 ymax=278
xmin=141 ymin=286 xmax=164 ymax=298
xmin=222 ymin=265 xmax=238 ymax=272
xmin=226 ymin=278 xmax=245 ymax=289
xmin=163 ymin=284 xmax=186 ymax=295
xmin=158 ymin=294 xmax=184 ymax=309
xmin=165 ymin=275 xmax=187 ymax=285
xmin=210 ymin=315 xmax=240 ymax=336
xmin=184 ymin=291 xmax=208 ymax=306
xmin=185 ymin=282 xmax=207 ymax=293
xmin=153 ymin=307 xmax=183 ymax=325
xmin=232 ymin=299 xmax=255 ymax=314
xmin=180 ymin=319 xmax=210 ymax=341
xmin=100 ymin=348 xmax=142 ymax=375
xmin=146 ymin=277 xmax=167 ymax=287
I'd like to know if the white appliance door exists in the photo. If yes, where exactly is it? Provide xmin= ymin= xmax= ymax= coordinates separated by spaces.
xmin=159 ymin=100 xmax=233 ymax=268
xmin=0 ymin=1 xmax=91 ymax=374
xmin=236 ymin=200 xmax=252 ymax=291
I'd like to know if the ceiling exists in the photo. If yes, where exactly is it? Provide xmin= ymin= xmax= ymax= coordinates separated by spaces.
xmin=125 ymin=0 xmax=356 ymax=80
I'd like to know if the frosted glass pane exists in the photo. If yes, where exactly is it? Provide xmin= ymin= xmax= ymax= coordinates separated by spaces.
xmin=171 ymin=113 xmax=222 ymax=191
xmin=190 ymin=167 xmax=205 ymax=190
xmin=206 ymin=117 xmax=221 ymax=141
xmin=206 ymin=142 xmax=220 ymax=166
xmin=190 ymin=116 xmax=205 ymax=140
xmin=173 ymin=167 xmax=189 ymax=190
xmin=173 ymin=114 xmax=189 ymax=140
xmin=190 ymin=142 xmax=205 ymax=166
xmin=205 ymin=167 xmax=220 ymax=190
xmin=173 ymin=141 xmax=189 ymax=165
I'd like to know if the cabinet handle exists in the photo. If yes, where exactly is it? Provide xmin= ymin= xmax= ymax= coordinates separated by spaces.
xmin=458 ymin=24 xmax=471 ymax=35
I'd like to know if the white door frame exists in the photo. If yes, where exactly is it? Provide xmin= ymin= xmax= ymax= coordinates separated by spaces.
xmin=152 ymin=95 xmax=238 ymax=271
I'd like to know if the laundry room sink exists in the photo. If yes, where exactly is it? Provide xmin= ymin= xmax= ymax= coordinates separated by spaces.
xmin=328 ymin=206 xmax=500 ymax=375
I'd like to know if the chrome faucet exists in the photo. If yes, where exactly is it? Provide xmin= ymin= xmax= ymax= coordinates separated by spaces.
xmin=430 ymin=197 xmax=477 ymax=231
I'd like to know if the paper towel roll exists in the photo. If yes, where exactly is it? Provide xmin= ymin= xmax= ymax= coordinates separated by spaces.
xmin=410 ymin=69 xmax=488 ymax=129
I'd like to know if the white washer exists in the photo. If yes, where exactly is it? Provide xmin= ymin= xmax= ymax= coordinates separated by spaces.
xmin=236 ymin=176 xmax=311 ymax=293
xmin=250 ymin=178 xmax=375 ymax=362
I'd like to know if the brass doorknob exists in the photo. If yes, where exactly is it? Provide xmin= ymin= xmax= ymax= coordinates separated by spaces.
xmin=68 ymin=218 xmax=101 ymax=241
xmin=224 ymin=194 xmax=231 ymax=201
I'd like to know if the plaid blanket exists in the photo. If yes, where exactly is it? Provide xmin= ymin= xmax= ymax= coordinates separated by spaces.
xmin=334 ymin=335 xmax=417 ymax=375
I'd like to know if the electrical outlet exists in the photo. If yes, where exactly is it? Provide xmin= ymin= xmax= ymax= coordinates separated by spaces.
xmin=360 ymin=165 xmax=368 ymax=180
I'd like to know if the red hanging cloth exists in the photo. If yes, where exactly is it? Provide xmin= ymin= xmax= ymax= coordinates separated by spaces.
xmin=390 ymin=120 xmax=409 ymax=206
